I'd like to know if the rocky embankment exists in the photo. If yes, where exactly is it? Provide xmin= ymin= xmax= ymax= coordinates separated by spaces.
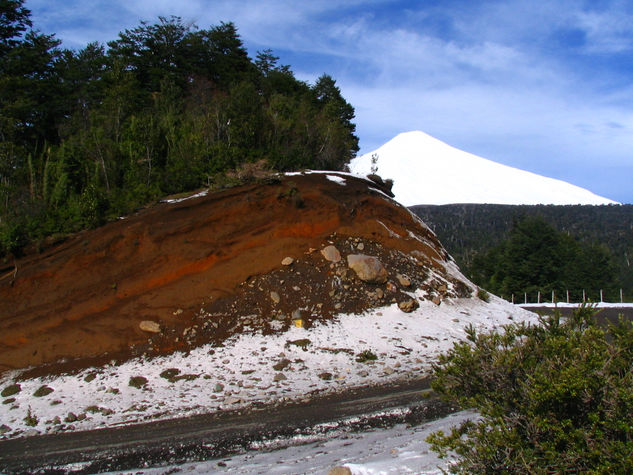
xmin=0 ymin=171 xmax=538 ymax=441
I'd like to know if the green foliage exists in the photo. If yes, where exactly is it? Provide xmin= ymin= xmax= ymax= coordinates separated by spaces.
xmin=470 ymin=216 xmax=618 ymax=301
xmin=412 ymin=204 xmax=633 ymax=301
xmin=23 ymin=406 xmax=38 ymax=426
xmin=428 ymin=304 xmax=633 ymax=473
xmin=356 ymin=349 xmax=378 ymax=363
xmin=0 ymin=10 xmax=359 ymax=258
xmin=476 ymin=288 xmax=490 ymax=302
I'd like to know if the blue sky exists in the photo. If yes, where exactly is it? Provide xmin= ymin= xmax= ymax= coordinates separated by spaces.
xmin=25 ymin=0 xmax=633 ymax=203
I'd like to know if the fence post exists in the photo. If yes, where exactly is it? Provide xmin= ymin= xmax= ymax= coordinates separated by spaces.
xmin=524 ymin=292 xmax=527 ymax=304
xmin=583 ymin=289 xmax=586 ymax=302
xmin=600 ymin=289 xmax=604 ymax=302
xmin=566 ymin=290 xmax=570 ymax=304
xmin=538 ymin=291 xmax=541 ymax=304
xmin=621 ymin=288 xmax=624 ymax=303
xmin=512 ymin=294 xmax=515 ymax=304
xmin=552 ymin=290 xmax=555 ymax=303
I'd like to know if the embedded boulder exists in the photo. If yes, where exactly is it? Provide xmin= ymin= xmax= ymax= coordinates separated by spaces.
xmin=321 ymin=245 xmax=342 ymax=263
xmin=346 ymin=254 xmax=388 ymax=284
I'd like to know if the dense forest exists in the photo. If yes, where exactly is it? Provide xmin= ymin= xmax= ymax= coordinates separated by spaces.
xmin=0 ymin=1 xmax=358 ymax=257
xmin=411 ymin=204 xmax=633 ymax=302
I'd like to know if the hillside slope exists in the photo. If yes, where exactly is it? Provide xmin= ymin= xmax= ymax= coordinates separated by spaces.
xmin=0 ymin=172 xmax=537 ymax=441
xmin=349 ymin=131 xmax=617 ymax=206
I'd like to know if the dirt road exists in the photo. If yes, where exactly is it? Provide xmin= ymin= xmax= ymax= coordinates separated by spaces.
xmin=0 ymin=378 xmax=452 ymax=473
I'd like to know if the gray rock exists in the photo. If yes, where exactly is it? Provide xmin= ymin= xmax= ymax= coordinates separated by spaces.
xmin=273 ymin=373 xmax=287 ymax=382
xmin=270 ymin=291 xmax=280 ymax=304
xmin=321 ymin=245 xmax=342 ymax=263
xmin=0 ymin=424 xmax=10 ymax=435
xmin=346 ymin=254 xmax=387 ymax=283
xmin=213 ymin=383 xmax=224 ymax=393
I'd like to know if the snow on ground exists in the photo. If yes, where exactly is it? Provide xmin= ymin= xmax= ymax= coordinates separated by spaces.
xmin=123 ymin=410 xmax=477 ymax=475
xmin=0 ymin=295 xmax=537 ymax=440
xmin=349 ymin=131 xmax=618 ymax=206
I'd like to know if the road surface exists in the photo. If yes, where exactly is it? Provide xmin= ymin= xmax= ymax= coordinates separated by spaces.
xmin=0 ymin=377 xmax=453 ymax=473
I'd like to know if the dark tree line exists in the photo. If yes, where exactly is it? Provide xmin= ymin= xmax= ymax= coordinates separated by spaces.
xmin=469 ymin=216 xmax=618 ymax=302
xmin=412 ymin=204 xmax=633 ymax=301
xmin=0 ymin=1 xmax=359 ymax=256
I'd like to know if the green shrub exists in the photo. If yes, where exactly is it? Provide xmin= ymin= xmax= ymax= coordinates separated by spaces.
xmin=356 ymin=349 xmax=378 ymax=363
xmin=427 ymin=304 xmax=633 ymax=473
xmin=1 ymin=383 xmax=20 ymax=398
xmin=476 ymin=288 xmax=490 ymax=302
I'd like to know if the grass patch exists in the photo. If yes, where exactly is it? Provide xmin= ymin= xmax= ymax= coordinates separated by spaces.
xmin=33 ymin=385 xmax=54 ymax=397
xmin=356 ymin=350 xmax=378 ymax=363
xmin=24 ymin=407 xmax=38 ymax=427
xmin=1 ymin=384 xmax=20 ymax=398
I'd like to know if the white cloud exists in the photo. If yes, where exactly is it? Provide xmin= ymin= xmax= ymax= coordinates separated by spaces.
xmin=23 ymin=0 xmax=633 ymax=202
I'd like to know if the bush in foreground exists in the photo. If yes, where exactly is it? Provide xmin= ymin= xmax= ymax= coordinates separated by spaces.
xmin=427 ymin=304 xmax=633 ymax=473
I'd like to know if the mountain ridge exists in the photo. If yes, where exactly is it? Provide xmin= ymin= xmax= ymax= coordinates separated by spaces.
xmin=349 ymin=131 xmax=617 ymax=206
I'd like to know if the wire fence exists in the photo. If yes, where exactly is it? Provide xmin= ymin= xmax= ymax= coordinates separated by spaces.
xmin=508 ymin=289 xmax=630 ymax=305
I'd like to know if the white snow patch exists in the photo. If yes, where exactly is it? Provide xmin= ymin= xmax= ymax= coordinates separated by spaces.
xmin=0 ymin=296 xmax=537 ymax=440
xmin=326 ymin=174 xmax=347 ymax=185
xmin=162 ymin=189 xmax=208 ymax=204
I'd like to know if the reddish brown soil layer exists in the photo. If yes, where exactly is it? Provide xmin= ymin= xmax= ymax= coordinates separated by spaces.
xmin=0 ymin=173 xmax=456 ymax=375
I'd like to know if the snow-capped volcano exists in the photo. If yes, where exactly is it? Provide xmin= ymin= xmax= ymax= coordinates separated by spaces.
xmin=349 ymin=131 xmax=618 ymax=206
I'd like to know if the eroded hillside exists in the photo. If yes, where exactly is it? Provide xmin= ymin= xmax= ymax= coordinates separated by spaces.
xmin=0 ymin=172 xmax=469 ymax=376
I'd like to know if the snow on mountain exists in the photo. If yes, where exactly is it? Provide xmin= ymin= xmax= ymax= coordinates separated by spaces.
xmin=349 ymin=131 xmax=618 ymax=206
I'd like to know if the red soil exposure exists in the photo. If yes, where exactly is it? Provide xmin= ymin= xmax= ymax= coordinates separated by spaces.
xmin=0 ymin=173 xmax=458 ymax=376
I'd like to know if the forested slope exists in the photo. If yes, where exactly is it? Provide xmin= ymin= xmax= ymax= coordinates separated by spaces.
xmin=411 ymin=204 xmax=633 ymax=300
xmin=0 ymin=1 xmax=358 ymax=257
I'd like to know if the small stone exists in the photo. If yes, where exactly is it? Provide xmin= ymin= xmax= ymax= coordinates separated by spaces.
xmin=273 ymin=373 xmax=287 ymax=382
xmin=375 ymin=288 xmax=384 ymax=299
xmin=0 ymin=424 xmax=10 ymax=435
xmin=398 ymin=299 xmax=419 ymax=313
xmin=439 ymin=284 xmax=448 ymax=292
xmin=173 ymin=308 xmax=183 ymax=315
xmin=224 ymin=397 xmax=241 ymax=405
xmin=273 ymin=359 xmax=291 ymax=371
xmin=334 ymin=303 xmax=342 ymax=310
xmin=432 ymin=295 xmax=442 ymax=306
xmin=270 ymin=291 xmax=280 ymax=304
xmin=321 ymin=245 xmax=342 ymax=263
xmin=213 ymin=383 xmax=224 ymax=393
xmin=357 ymin=242 xmax=365 ymax=251
xmin=293 ymin=319 xmax=304 ymax=328
xmin=65 ymin=412 xmax=78 ymax=423
xmin=396 ymin=274 xmax=411 ymax=287
xmin=281 ymin=257 xmax=294 ymax=266
xmin=328 ymin=467 xmax=352 ymax=475
xmin=386 ymin=282 xmax=397 ymax=293
xmin=139 ymin=320 xmax=161 ymax=333
xmin=383 ymin=367 xmax=395 ymax=375
xmin=318 ymin=372 xmax=333 ymax=381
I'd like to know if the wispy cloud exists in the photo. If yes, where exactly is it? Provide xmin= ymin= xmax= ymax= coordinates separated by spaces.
xmin=24 ymin=0 xmax=633 ymax=202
